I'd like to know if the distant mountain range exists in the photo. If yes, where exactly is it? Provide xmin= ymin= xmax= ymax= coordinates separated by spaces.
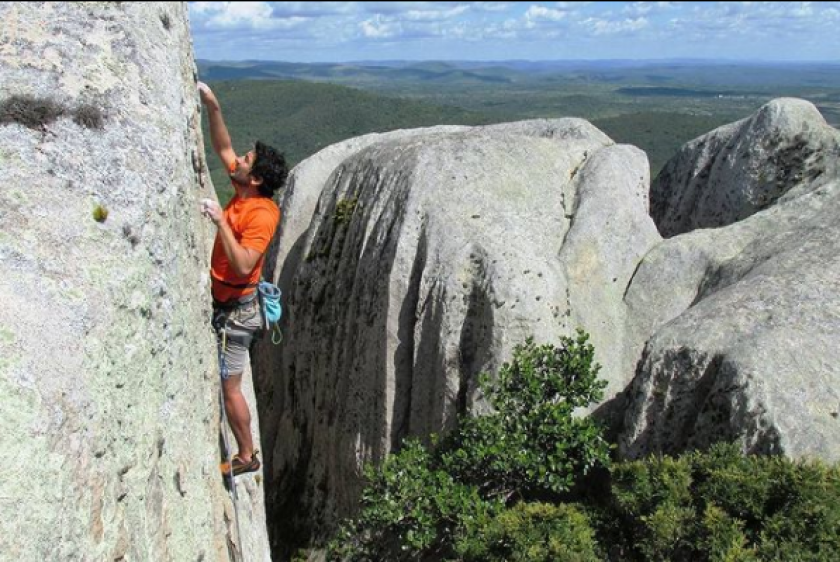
xmin=197 ymin=60 xmax=518 ymax=85
xmin=197 ymin=59 xmax=840 ymax=88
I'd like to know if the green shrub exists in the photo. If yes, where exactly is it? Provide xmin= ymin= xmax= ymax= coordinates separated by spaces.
xmin=328 ymin=439 xmax=499 ymax=561
xmin=327 ymin=331 xmax=840 ymax=561
xmin=328 ymin=331 xmax=610 ymax=560
xmin=611 ymin=455 xmax=693 ymax=517
xmin=439 ymin=333 xmax=611 ymax=501
xmin=701 ymin=505 xmax=757 ymax=562
xmin=753 ymin=460 xmax=840 ymax=560
xmin=605 ymin=443 xmax=840 ymax=561
xmin=455 ymin=502 xmax=602 ymax=562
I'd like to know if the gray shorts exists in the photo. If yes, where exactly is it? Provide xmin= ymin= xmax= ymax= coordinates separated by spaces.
xmin=213 ymin=299 xmax=262 ymax=376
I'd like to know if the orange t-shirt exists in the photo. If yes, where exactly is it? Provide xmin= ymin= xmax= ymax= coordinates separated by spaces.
xmin=211 ymin=195 xmax=281 ymax=303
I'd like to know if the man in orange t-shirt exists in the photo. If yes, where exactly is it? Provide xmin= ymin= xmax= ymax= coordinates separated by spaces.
xmin=199 ymin=82 xmax=288 ymax=477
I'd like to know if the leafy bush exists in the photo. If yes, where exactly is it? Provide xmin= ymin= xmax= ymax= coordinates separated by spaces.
xmin=328 ymin=331 xmax=610 ymax=560
xmin=454 ymin=502 xmax=602 ymax=562
xmin=605 ymin=443 xmax=840 ymax=561
xmin=327 ymin=332 xmax=840 ymax=561
xmin=329 ymin=440 xmax=498 ymax=561
xmin=439 ymin=333 xmax=611 ymax=501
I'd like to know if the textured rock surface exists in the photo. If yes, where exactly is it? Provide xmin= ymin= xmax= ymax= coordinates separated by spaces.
xmin=263 ymin=126 xmax=469 ymax=303
xmin=651 ymin=98 xmax=840 ymax=237
xmin=620 ymin=101 xmax=840 ymax=461
xmin=254 ymin=99 xmax=840 ymax=547
xmin=0 ymin=4 xmax=269 ymax=560
xmin=254 ymin=119 xmax=660 ymax=541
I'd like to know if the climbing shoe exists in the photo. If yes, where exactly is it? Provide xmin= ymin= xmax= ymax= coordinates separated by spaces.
xmin=221 ymin=452 xmax=260 ymax=477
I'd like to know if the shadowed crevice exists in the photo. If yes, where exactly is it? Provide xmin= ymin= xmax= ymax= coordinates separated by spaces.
xmin=392 ymin=219 xmax=428 ymax=451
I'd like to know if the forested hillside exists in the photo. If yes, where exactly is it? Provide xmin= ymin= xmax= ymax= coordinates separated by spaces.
xmin=201 ymin=61 xmax=840 ymax=204
xmin=201 ymin=80 xmax=497 ymax=203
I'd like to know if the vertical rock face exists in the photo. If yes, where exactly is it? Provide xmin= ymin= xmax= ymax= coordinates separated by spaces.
xmin=651 ymin=98 xmax=840 ymax=237
xmin=0 ymin=4 xmax=269 ymax=560
xmin=255 ymin=119 xmax=660 ymax=541
xmin=620 ymin=100 xmax=840 ymax=462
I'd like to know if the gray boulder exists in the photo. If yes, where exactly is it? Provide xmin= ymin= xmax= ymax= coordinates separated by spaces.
xmin=256 ymin=119 xmax=660 ymax=538
xmin=651 ymin=98 xmax=840 ymax=237
xmin=257 ymin=94 xmax=840 ymax=547
xmin=620 ymin=100 xmax=840 ymax=461
xmin=0 ymin=4 xmax=268 ymax=560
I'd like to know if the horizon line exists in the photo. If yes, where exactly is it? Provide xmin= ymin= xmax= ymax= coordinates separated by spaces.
xmin=197 ymin=57 xmax=840 ymax=65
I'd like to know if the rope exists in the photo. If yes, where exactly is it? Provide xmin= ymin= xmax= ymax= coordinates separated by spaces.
xmin=217 ymin=326 xmax=245 ymax=562
xmin=271 ymin=325 xmax=283 ymax=345
xmin=215 ymin=292 xmax=281 ymax=559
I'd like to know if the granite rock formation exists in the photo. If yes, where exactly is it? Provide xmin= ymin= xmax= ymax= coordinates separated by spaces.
xmin=256 ymin=99 xmax=840 ymax=547
xmin=0 ymin=4 xmax=269 ymax=560
xmin=620 ymin=99 xmax=840 ymax=461
xmin=651 ymin=98 xmax=840 ymax=237
xmin=255 ymin=119 xmax=661 ymax=540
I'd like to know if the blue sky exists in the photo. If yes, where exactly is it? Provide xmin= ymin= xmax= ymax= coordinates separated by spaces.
xmin=189 ymin=2 xmax=840 ymax=62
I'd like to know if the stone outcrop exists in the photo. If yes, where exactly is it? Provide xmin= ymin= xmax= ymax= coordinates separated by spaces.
xmin=257 ymin=97 xmax=840 ymax=546
xmin=255 ymin=119 xmax=661 ymax=541
xmin=651 ymin=98 xmax=840 ymax=237
xmin=0 ymin=4 xmax=268 ymax=560
xmin=619 ymin=100 xmax=840 ymax=462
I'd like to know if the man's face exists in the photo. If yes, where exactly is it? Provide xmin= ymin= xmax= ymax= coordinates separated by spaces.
xmin=230 ymin=149 xmax=257 ymax=186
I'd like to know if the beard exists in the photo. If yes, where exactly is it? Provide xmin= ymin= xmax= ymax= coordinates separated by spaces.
xmin=229 ymin=170 xmax=249 ymax=188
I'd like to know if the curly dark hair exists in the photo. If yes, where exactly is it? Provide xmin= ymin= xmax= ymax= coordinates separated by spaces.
xmin=252 ymin=140 xmax=289 ymax=198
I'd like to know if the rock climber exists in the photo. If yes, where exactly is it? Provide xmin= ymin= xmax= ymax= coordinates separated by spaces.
xmin=198 ymin=81 xmax=288 ymax=477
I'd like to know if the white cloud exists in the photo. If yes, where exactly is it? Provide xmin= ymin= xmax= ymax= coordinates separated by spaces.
xmin=446 ymin=22 xmax=468 ymax=39
xmin=190 ymin=2 xmax=218 ymax=16
xmin=353 ymin=4 xmax=470 ymax=40
xmin=267 ymin=2 xmax=356 ymax=17
xmin=525 ymin=5 xmax=569 ymax=22
xmin=359 ymin=15 xmax=402 ymax=38
xmin=198 ymin=2 xmax=271 ymax=27
xmin=790 ymin=2 xmax=814 ymax=17
xmin=584 ymin=16 xmax=649 ymax=35
xmin=624 ymin=1 xmax=679 ymax=16
xmin=624 ymin=2 xmax=653 ymax=15
xmin=472 ymin=2 xmax=514 ymax=12
xmin=403 ymin=5 xmax=470 ymax=21
xmin=664 ymin=0 xmax=840 ymax=40
xmin=191 ymin=1 xmax=310 ymax=30
xmin=823 ymin=7 xmax=840 ymax=20
xmin=361 ymin=2 xmax=466 ymax=16
xmin=484 ymin=24 xmax=519 ymax=40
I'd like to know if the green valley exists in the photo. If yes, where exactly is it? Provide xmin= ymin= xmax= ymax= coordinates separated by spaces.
xmin=200 ymin=60 xmax=840 ymax=204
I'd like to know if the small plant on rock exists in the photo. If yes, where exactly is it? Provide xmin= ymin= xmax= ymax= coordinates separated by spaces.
xmin=334 ymin=196 xmax=358 ymax=226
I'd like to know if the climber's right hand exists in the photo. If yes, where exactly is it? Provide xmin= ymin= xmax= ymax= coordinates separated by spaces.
xmin=198 ymin=82 xmax=217 ymax=109
xmin=200 ymin=198 xmax=223 ymax=225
